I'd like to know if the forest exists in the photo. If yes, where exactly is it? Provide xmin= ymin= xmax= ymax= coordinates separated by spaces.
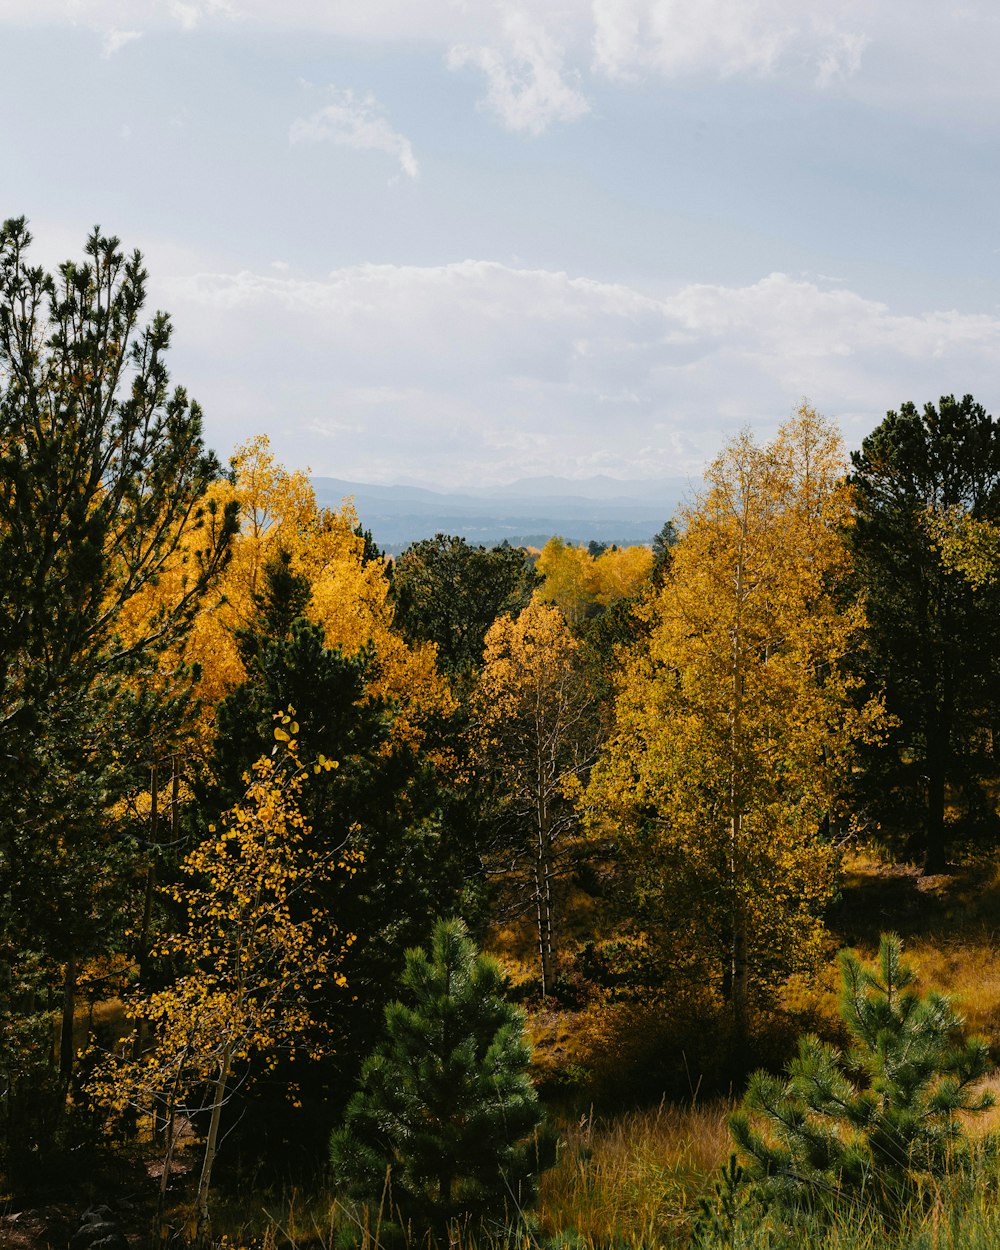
xmin=4 ymin=219 xmax=1000 ymax=1250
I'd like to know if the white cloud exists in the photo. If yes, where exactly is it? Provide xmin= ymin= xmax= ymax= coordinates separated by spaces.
xmin=169 ymin=0 xmax=235 ymax=29
xmin=7 ymin=1 xmax=1000 ymax=128
xmin=448 ymin=12 xmax=590 ymax=136
xmin=592 ymin=0 xmax=793 ymax=81
xmin=590 ymin=0 xmax=873 ymax=87
xmin=814 ymin=30 xmax=869 ymax=88
xmin=154 ymin=260 xmax=1000 ymax=486
xmin=290 ymin=87 xmax=419 ymax=180
xmin=101 ymin=27 xmax=141 ymax=57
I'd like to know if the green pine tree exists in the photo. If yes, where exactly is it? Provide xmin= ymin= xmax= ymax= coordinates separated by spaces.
xmin=204 ymin=559 xmax=471 ymax=1168
xmin=848 ymin=394 xmax=1000 ymax=872
xmin=0 ymin=218 xmax=236 ymax=1129
xmin=728 ymin=933 xmax=994 ymax=1220
xmin=330 ymin=918 xmax=546 ymax=1240
xmin=392 ymin=534 xmax=539 ymax=680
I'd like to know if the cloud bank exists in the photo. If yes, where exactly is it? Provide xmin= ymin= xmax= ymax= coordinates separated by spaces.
xmin=155 ymin=259 xmax=1000 ymax=486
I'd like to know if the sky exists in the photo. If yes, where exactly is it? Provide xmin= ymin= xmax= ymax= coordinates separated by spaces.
xmin=3 ymin=1 xmax=1000 ymax=488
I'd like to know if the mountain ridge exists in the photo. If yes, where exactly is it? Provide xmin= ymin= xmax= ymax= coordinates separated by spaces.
xmin=310 ymin=474 xmax=694 ymax=552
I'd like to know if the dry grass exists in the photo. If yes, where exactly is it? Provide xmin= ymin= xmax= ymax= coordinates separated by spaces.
xmin=822 ymin=849 xmax=1000 ymax=1050
xmin=538 ymin=1100 xmax=732 ymax=1248
xmin=905 ymin=933 xmax=1000 ymax=1043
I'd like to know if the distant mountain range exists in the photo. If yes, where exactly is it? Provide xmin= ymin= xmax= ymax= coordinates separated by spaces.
xmin=311 ymin=474 xmax=698 ymax=552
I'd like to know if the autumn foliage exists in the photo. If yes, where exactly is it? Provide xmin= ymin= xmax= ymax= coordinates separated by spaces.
xmin=89 ymin=716 xmax=358 ymax=1231
xmin=7 ymin=221 xmax=1000 ymax=1249
xmin=590 ymin=407 xmax=885 ymax=1046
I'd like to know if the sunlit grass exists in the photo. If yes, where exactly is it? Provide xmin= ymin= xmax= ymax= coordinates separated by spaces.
xmin=537 ymin=1101 xmax=731 ymax=1248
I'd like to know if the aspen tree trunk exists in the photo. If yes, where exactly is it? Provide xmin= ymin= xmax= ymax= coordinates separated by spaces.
xmin=729 ymin=499 xmax=750 ymax=1060
xmin=196 ymin=1045 xmax=231 ymax=1241
xmin=730 ymin=857 xmax=749 ymax=1055
xmin=134 ymin=762 xmax=159 ymax=1065
xmin=59 ymin=950 xmax=76 ymax=1086
xmin=534 ymin=740 xmax=556 ymax=996
xmin=156 ymin=1057 xmax=186 ymax=1245
xmin=534 ymin=846 xmax=554 ymax=996
xmin=156 ymin=1111 xmax=177 ymax=1243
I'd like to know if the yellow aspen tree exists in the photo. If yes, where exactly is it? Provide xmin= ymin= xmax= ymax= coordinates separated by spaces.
xmin=590 ymin=406 xmax=883 ymax=1051
xmin=590 ymin=544 xmax=654 ymax=606
xmin=471 ymin=600 xmax=600 ymax=995
xmin=88 ymin=714 xmax=359 ymax=1238
xmin=535 ymin=537 xmax=596 ymax=628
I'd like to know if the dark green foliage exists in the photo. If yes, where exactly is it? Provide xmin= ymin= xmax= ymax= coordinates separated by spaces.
xmin=581 ymin=590 xmax=650 ymax=704
xmin=0 ymin=218 xmax=235 ymax=1117
xmin=728 ymin=934 xmax=993 ymax=1220
xmin=209 ymin=560 xmax=463 ymax=1007
xmin=205 ymin=558 xmax=472 ymax=1165
xmin=650 ymin=518 xmax=678 ymax=583
xmin=330 ymin=918 xmax=546 ymax=1239
xmin=692 ymin=1154 xmax=751 ymax=1249
xmin=353 ymin=521 xmax=385 ymax=570
xmin=392 ymin=533 xmax=539 ymax=678
xmin=848 ymin=395 xmax=1000 ymax=870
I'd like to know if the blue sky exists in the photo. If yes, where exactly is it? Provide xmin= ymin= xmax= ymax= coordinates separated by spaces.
xmin=3 ymin=1 xmax=1000 ymax=487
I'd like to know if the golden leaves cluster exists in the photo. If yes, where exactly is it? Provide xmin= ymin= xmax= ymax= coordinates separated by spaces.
xmin=124 ymin=435 xmax=455 ymax=756
xmin=535 ymin=538 xmax=653 ymax=626
xmin=88 ymin=722 xmax=359 ymax=1119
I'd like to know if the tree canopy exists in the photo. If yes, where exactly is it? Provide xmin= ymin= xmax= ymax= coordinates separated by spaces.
xmin=849 ymin=394 xmax=1000 ymax=871
xmin=590 ymin=406 xmax=883 ymax=1049
xmin=0 ymin=218 xmax=236 ymax=1101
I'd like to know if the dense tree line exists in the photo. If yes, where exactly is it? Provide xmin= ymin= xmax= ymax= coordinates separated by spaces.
xmin=3 ymin=222 xmax=1000 ymax=1232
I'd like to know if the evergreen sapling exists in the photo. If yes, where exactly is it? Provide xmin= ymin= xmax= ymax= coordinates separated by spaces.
xmin=727 ymin=933 xmax=994 ymax=1220
xmin=330 ymin=918 xmax=546 ymax=1240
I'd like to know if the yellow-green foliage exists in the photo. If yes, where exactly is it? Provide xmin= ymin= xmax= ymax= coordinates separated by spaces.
xmin=927 ymin=506 xmax=1000 ymax=588
xmin=471 ymin=599 xmax=599 ymax=993
xmin=535 ymin=538 xmax=654 ymax=626
xmin=88 ymin=718 xmax=360 ymax=1232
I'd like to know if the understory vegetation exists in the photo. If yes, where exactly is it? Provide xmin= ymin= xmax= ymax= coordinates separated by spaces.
xmin=4 ymin=220 xmax=1000 ymax=1249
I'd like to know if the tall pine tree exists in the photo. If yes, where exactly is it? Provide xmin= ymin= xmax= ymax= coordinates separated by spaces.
xmin=0 ymin=219 xmax=235 ymax=1119
xmin=849 ymin=394 xmax=1000 ymax=872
